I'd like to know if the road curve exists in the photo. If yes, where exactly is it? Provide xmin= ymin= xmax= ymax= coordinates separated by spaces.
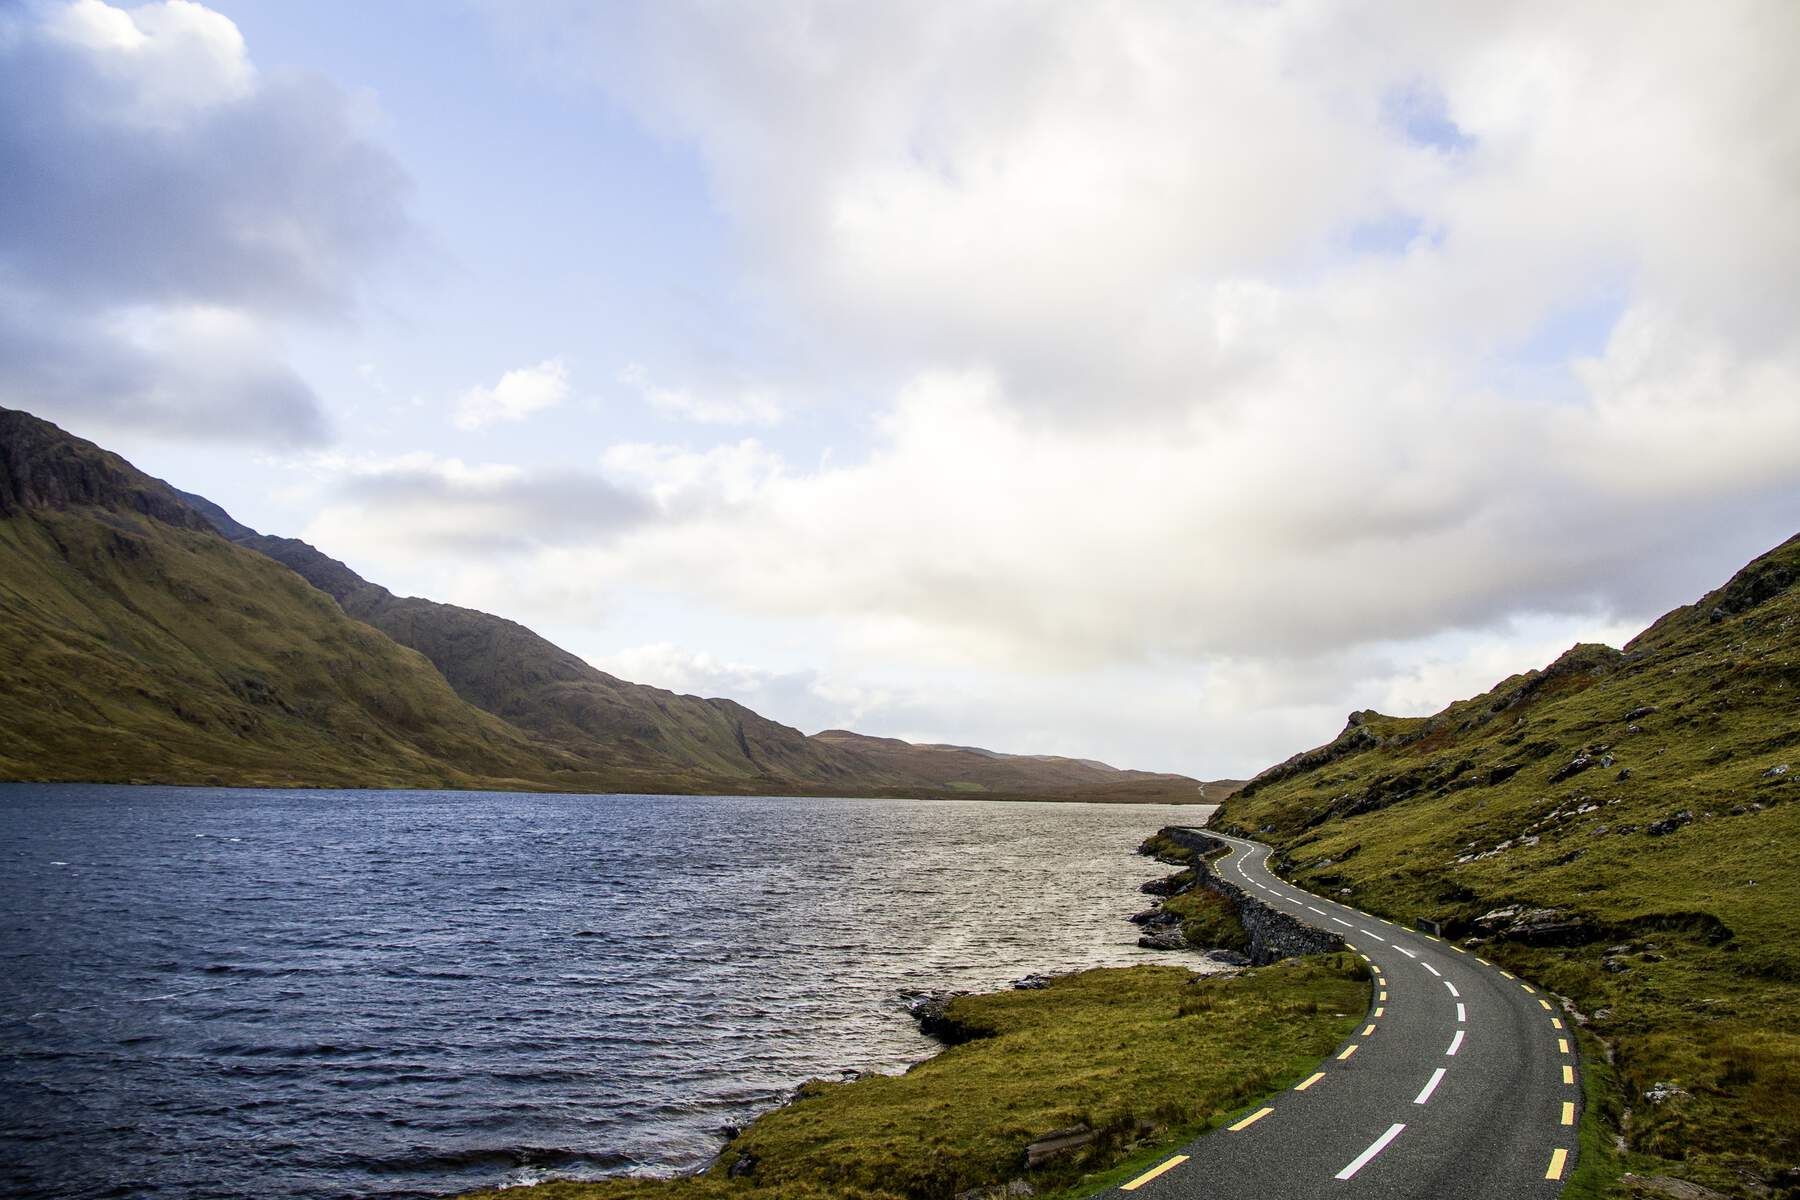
xmin=1113 ymin=830 xmax=1578 ymax=1200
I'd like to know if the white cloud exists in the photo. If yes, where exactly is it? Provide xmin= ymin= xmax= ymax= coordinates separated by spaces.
xmin=44 ymin=0 xmax=253 ymax=127
xmin=357 ymin=1 xmax=1800 ymax=773
xmin=0 ymin=0 xmax=412 ymax=446
xmin=600 ymin=438 xmax=782 ymax=507
xmin=619 ymin=362 xmax=784 ymax=426
xmin=453 ymin=358 xmax=570 ymax=430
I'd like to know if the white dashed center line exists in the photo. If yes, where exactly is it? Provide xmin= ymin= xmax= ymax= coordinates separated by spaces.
xmin=1359 ymin=929 xmax=1386 ymax=942
xmin=1332 ymin=917 xmax=1352 ymax=927
xmin=1456 ymin=1002 xmax=1466 ymax=1022
xmin=1308 ymin=906 xmax=1327 ymax=916
xmin=1422 ymin=963 xmax=1442 ymax=977
xmin=1444 ymin=981 xmax=1460 ymax=997
xmin=1335 ymin=1123 xmax=1406 ymax=1181
xmin=1396 ymin=946 xmax=1419 ymax=959
xmin=1413 ymin=1067 xmax=1448 ymax=1105
xmin=1446 ymin=1030 xmax=1465 ymax=1056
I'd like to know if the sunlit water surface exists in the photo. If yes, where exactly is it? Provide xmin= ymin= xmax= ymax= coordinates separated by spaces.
xmin=0 ymin=785 xmax=1211 ymax=1199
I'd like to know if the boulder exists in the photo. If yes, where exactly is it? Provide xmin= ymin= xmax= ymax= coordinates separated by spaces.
xmin=1647 ymin=810 xmax=1694 ymax=836
xmin=1205 ymin=949 xmax=1252 ymax=967
xmin=1549 ymin=753 xmax=1596 ymax=784
xmin=1138 ymin=927 xmax=1188 ymax=951
xmin=1619 ymin=1174 xmax=1728 ymax=1200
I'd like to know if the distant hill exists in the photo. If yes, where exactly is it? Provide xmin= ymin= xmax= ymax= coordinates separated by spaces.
xmin=1215 ymin=533 xmax=1800 ymax=1195
xmin=0 ymin=406 xmax=1206 ymax=800
xmin=810 ymin=729 xmax=1216 ymax=802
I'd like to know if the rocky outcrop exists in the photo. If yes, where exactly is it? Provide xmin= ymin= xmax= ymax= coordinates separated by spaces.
xmin=1149 ymin=828 xmax=1344 ymax=965
xmin=1469 ymin=904 xmax=1598 ymax=946
xmin=1237 ymin=718 xmax=1382 ymax=798
xmin=0 ymin=407 xmax=210 ymax=530
xmin=904 ymin=991 xmax=987 ymax=1045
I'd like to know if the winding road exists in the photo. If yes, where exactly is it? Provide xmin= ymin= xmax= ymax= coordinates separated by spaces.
xmin=1114 ymin=830 xmax=1579 ymax=1199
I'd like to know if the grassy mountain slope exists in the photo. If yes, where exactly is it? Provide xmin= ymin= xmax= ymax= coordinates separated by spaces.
xmin=0 ymin=414 xmax=581 ymax=789
xmin=219 ymin=527 xmax=880 ymax=789
xmin=183 ymin=495 xmax=1207 ymax=800
xmin=1215 ymin=534 xmax=1800 ymax=1197
xmin=2 ymin=407 xmax=1203 ymax=799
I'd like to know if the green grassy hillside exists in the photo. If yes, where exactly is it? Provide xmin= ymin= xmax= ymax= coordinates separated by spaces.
xmin=1216 ymin=534 xmax=1800 ymax=1198
xmin=0 ymin=507 xmax=576 ymax=789
xmin=1 ymin=406 xmax=1202 ymax=799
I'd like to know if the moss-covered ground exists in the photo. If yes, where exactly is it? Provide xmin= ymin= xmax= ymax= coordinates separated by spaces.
xmin=1215 ymin=534 xmax=1800 ymax=1197
xmin=460 ymin=959 xmax=1367 ymax=1200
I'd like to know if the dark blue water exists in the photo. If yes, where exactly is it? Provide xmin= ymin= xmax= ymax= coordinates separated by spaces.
xmin=0 ymin=785 xmax=1208 ymax=1200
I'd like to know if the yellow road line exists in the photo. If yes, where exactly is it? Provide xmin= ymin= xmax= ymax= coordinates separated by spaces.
xmin=1558 ymin=1038 xmax=1570 ymax=1054
xmin=1501 ymin=971 xmax=1515 ymax=980
xmin=1539 ymin=998 xmax=1552 ymax=1010
xmin=1374 ymin=1006 xmax=1385 ymax=1017
xmin=1295 ymin=1072 xmax=1325 ymax=1091
xmin=1477 ymin=957 xmax=1491 ymax=965
xmin=1122 ymin=1154 xmax=1190 ymax=1191
xmin=1338 ymin=1044 xmax=1359 ymax=1061
xmin=1561 ymin=1101 xmax=1576 ymax=1125
xmin=1552 ymin=1017 xmax=1564 ymax=1030
xmin=1546 ymin=1148 xmax=1569 ymax=1180
xmin=1562 ymin=1064 xmax=1575 ymax=1085
xmin=1379 ymin=991 xmax=1388 ymax=1002
xmin=1229 ymin=1107 xmax=1274 ymax=1132
xmin=1522 ymin=984 xmax=1536 ymax=994
xmin=1362 ymin=1024 xmax=1376 ymax=1036
xmin=1451 ymin=944 xmax=1467 ymax=954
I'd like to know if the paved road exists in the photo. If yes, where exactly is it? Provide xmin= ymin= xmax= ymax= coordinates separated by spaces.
xmin=1114 ymin=830 xmax=1578 ymax=1200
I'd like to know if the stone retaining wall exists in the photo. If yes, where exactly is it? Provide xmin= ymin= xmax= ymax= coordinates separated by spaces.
xmin=1156 ymin=826 xmax=1345 ymax=966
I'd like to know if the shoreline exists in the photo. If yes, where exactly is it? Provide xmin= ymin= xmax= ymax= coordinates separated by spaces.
xmin=454 ymin=811 xmax=1372 ymax=1200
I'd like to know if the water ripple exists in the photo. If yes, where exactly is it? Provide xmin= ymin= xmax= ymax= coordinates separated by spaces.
xmin=0 ymin=784 xmax=1206 ymax=1200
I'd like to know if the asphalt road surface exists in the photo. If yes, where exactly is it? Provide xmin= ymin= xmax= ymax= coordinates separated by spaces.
xmin=1114 ymin=830 xmax=1579 ymax=1199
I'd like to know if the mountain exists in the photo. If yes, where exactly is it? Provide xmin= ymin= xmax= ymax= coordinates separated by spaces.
xmin=1214 ymin=534 xmax=1800 ymax=1196
xmin=0 ymin=407 xmax=1205 ymax=800
xmin=0 ymin=409 xmax=575 ymax=790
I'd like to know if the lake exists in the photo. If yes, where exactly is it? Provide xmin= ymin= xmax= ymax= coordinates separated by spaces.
xmin=0 ymin=785 xmax=1211 ymax=1199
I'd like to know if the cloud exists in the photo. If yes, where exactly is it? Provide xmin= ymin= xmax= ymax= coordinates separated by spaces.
xmin=0 ymin=0 xmax=412 ymax=445
xmin=600 ymin=438 xmax=782 ymax=508
xmin=618 ymin=362 xmax=784 ymax=426
xmin=453 ymin=358 xmax=571 ymax=431
xmin=296 ymin=451 xmax=649 ymax=561
xmin=368 ymin=1 xmax=1800 ymax=773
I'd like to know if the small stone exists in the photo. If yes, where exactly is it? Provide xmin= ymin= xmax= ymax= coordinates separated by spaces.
xmin=1766 ymin=763 xmax=1791 ymax=778
xmin=1642 ymin=1082 xmax=1688 ymax=1105
xmin=1623 ymin=705 xmax=1660 ymax=721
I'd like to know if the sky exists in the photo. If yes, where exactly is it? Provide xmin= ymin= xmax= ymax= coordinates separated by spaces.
xmin=3 ymin=0 xmax=1798 ymax=778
